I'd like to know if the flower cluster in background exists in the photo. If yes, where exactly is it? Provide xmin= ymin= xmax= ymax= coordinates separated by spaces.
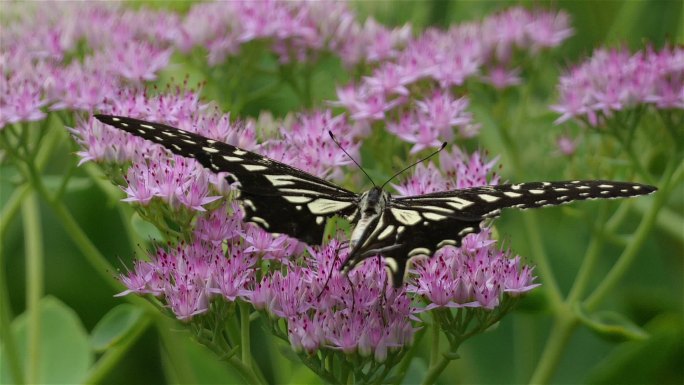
xmin=552 ymin=45 xmax=684 ymax=125
xmin=333 ymin=7 xmax=573 ymax=151
xmin=0 ymin=3 xmax=177 ymax=127
xmin=177 ymin=0 xmax=411 ymax=66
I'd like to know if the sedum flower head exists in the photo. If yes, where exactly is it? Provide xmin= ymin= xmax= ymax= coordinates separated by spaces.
xmin=552 ymin=45 xmax=684 ymax=125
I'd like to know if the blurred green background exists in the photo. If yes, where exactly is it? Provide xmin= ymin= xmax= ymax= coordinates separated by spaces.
xmin=2 ymin=1 xmax=682 ymax=384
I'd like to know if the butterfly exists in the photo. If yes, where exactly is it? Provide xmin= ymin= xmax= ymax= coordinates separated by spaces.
xmin=95 ymin=115 xmax=657 ymax=286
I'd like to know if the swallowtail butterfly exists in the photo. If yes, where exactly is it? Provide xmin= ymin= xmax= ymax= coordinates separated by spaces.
xmin=95 ymin=115 xmax=657 ymax=286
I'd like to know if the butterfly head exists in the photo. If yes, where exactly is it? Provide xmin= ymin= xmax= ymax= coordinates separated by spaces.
xmin=361 ymin=187 xmax=390 ymax=215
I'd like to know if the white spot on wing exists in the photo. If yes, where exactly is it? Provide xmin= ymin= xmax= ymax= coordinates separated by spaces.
xmin=111 ymin=117 xmax=120 ymax=122
xmin=408 ymin=247 xmax=431 ymax=257
xmin=140 ymin=124 xmax=153 ymax=129
xmin=423 ymin=212 xmax=447 ymax=221
xmin=250 ymin=216 xmax=269 ymax=229
xmin=377 ymin=225 xmax=395 ymax=241
xmin=391 ymin=208 xmax=422 ymax=225
xmin=504 ymin=191 xmax=522 ymax=198
xmin=316 ymin=216 xmax=324 ymax=225
xmin=478 ymin=194 xmax=500 ymax=202
xmin=283 ymin=196 xmax=311 ymax=204
xmin=529 ymin=189 xmax=544 ymax=194
xmin=598 ymin=184 xmax=613 ymax=188
xmin=437 ymin=239 xmax=457 ymax=248
xmin=202 ymin=147 xmax=219 ymax=154
xmin=458 ymin=227 xmax=475 ymax=236
xmin=265 ymin=175 xmax=298 ymax=187
xmin=242 ymin=164 xmax=267 ymax=171
xmin=444 ymin=197 xmax=473 ymax=210
xmin=234 ymin=149 xmax=247 ymax=156
xmin=242 ymin=199 xmax=256 ymax=211
xmin=307 ymin=199 xmax=354 ymax=214
xmin=223 ymin=155 xmax=242 ymax=162
xmin=384 ymin=257 xmax=398 ymax=273
xmin=420 ymin=205 xmax=454 ymax=214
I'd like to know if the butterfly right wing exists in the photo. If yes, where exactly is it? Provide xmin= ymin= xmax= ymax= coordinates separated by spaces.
xmin=95 ymin=115 xmax=359 ymax=244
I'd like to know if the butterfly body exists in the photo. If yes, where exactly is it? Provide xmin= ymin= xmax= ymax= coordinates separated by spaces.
xmin=95 ymin=115 xmax=657 ymax=286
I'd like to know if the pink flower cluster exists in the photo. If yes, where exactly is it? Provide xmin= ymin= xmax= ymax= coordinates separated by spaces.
xmin=409 ymin=229 xmax=540 ymax=311
xmin=177 ymin=0 xmax=410 ymax=66
xmin=333 ymin=7 xmax=572 ymax=151
xmin=1 ymin=3 xmax=177 ymax=127
xmin=552 ymin=45 xmax=684 ymax=125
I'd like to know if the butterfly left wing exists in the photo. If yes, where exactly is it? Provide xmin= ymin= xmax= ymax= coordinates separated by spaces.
xmin=376 ymin=180 xmax=656 ymax=285
xmin=94 ymin=115 xmax=359 ymax=244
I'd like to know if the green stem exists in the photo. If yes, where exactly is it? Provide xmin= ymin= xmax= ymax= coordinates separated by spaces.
xmin=585 ymin=165 xmax=675 ymax=310
xmin=520 ymin=213 xmax=563 ymax=307
xmin=392 ymin=327 xmax=426 ymax=385
xmin=528 ymin=311 xmax=576 ymax=384
xmin=1 ymin=184 xmax=31 ymax=239
xmin=83 ymin=315 xmax=152 ymax=384
xmin=429 ymin=315 xmax=440 ymax=367
xmin=633 ymin=199 xmax=684 ymax=242
xmin=420 ymin=341 xmax=461 ymax=385
xmin=1 ymin=123 xmax=63 ymax=239
xmin=566 ymin=206 xmax=608 ymax=303
xmin=22 ymin=192 xmax=44 ymax=385
xmin=239 ymin=301 xmax=252 ymax=368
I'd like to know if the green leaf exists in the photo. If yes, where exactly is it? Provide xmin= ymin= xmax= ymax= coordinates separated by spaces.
xmin=586 ymin=314 xmax=683 ymax=384
xmin=131 ymin=211 xmax=163 ymax=240
xmin=574 ymin=303 xmax=649 ymax=342
xmin=41 ymin=175 xmax=93 ymax=193
xmin=0 ymin=296 xmax=93 ymax=384
xmin=90 ymin=304 xmax=145 ymax=352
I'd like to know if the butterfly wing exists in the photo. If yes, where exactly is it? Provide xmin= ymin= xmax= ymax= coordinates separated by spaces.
xmin=95 ymin=115 xmax=359 ymax=244
xmin=376 ymin=180 xmax=656 ymax=285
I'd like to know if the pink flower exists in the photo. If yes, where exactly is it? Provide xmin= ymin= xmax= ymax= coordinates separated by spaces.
xmin=553 ymin=45 xmax=684 ymax=124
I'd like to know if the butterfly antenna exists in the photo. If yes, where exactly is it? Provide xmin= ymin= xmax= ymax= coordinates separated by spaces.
xmin=316 ymin=241 xmax=345 ymax=301
xmin=380 ymin=142 xmax=447 ymax=189
xmin=328 ymin=131 xmax=376 ymax=188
